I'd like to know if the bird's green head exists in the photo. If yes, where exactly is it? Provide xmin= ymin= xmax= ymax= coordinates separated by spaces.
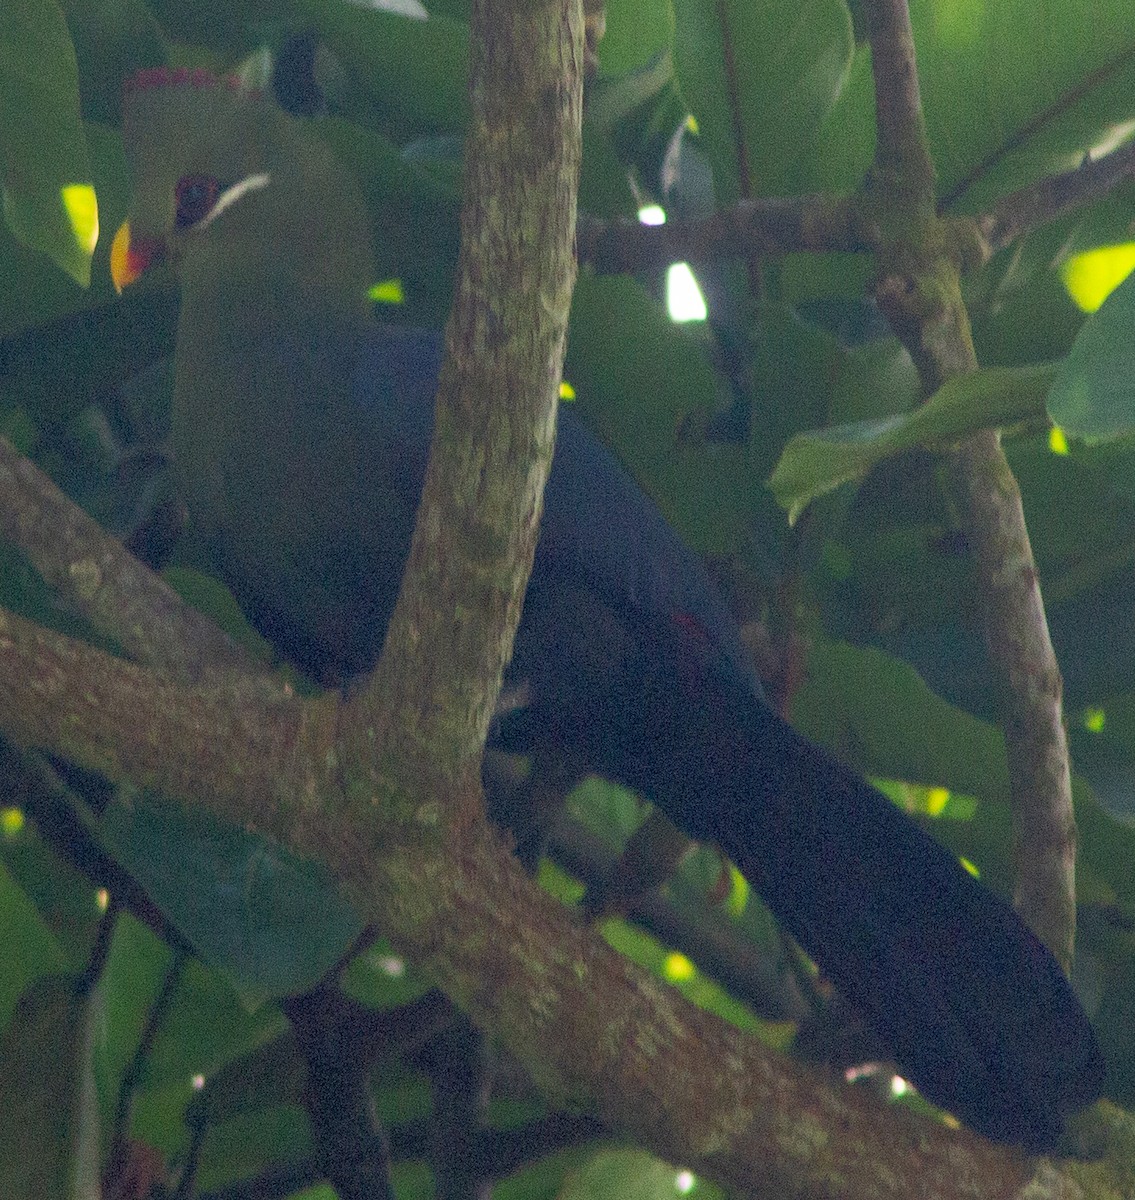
xmin=112 ymin=67 xmax=374 ymax=310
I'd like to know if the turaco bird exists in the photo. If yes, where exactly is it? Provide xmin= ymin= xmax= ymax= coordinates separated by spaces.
xmin=110 ymin=66 xmax=1103 ymax=1148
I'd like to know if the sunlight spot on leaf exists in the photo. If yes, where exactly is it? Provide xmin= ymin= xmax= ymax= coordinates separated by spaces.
xmin=959 ymin=857 xmax=980 ymax=879
xmin=191 ymin=1073 xmax=205 ymax=1090
xmin=369 ymin=278 xmax=405 ymax=304
xmin=355 ymin=0 xmax=430 ymax=19
xmin=1084 ymin=706 xmax=1106 ymax=733
xmin=0 ymin=806 xmax=24 ymax=837
xmin=95 ymin=888 xmax=109 ymax=912
xmin=638 ymin=204 xmax=666 ymax=226
xmin=1048 ymin=425 xmax=1069 ymax=455
xmin=925 ymin=787 xmax=950 ymax=816
xmin=1061 ymin=243 xmax=1135 ymax=313
xmin=667 ymin=264 xmax=707 ymax=322
xmin=62 ymin=184 xmax=98 ymax=256
xmin=1091 ymin=118 xmax=1135 ymax=159
xmin=725 ymin=863 xmax=749 ymax=917
xmin=663 ymin=952 xmax=695 ymax=982
xmin=559 ymin=379 xmax=576 ymax=401
xmin=890 ymin=1075 xmax=909 ymax=1097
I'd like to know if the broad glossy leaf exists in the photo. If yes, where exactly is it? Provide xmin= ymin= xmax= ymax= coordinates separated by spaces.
xmin=0 ymin=861 xmax=66 ymax=1030
xmin=794 ymin=637 xmax=1135 ymax=911
xmin=0 ymin=974 xmax=100 ymax=1200
xmin=1048 ymin=268 xmax=1135 ymax=440
xmin=673 ymin=0 xmax=853 ymax=203
xmin=0 ymin=0 xmax=96 ymax=285
xmin=195 ymin=1104 xmax=311 ymax=1194
xmin=99 ymin=794 xmax=363 ymax=999
xmin=295 ymin=0 xmax=469 ymax=139
xmin=318 ymin=117 xmax=460 ymax=316
xmin=58 ymin=0 xmax=165 ymax=125
xmin=804 ymin=0 xmax=1135 ymax=207
xmin=600 ymin=0 xmax=673 ymax=75
xmin=771 ymin=364 xmax=1055 ymax=521
xmin=567 ymin=274 xmax=763 ymax=554
xmin=0 ymin=122 xmax=130 ymax=338
xmin=561 ymin=1148 xmax=724 ymax=1200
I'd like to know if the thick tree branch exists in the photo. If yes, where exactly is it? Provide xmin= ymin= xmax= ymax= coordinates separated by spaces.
xmin=578 ymin=143 xmax=1135 ymax=280
xmin=0 ymin=605 xmax=331 ymax=829
xmin=862 ymin=0 xmax=1078 ymax=966
xmin=0 ymin=592 xmax=1113 ymax=1194
xmin=344 ymin=0 xmax=582 ymax=812
xmin=0 ymin=438 xmax=261 ymax=684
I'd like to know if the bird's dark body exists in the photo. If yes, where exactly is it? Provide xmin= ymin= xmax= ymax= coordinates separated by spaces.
xmin=184 ymin=319 xmax=1102 ymax=1149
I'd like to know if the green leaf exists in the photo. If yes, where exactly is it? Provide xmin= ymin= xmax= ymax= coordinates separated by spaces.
xmin=561 ymin=1148 xmax=723 ymax=1200
xmin=770 ymin=363 xmax=1057 ymax=521
xmin=586 ymin=53 xmax=688 ymax=201
xmin=804 ymin=0 xmax=1135 ymax=206
xmin=0 ymin=975 xmax=101 ymax=1200
xmin=0 ymin=861 xmax=67 ymax=1031
xmin=1048 ymin=267 xmax=1135 ymax=440
xmin=296 ymin=1 xmax=469 ymax=139
xmin=143 ymin=955 xmax=286 ymax=1084
xmin=567 ymin=274 xmax=762 ymax=554
xmin=599 ymin=0 xmax=673 ymax=75
xmin=794 ymin=638 xmax=1016 ymax=792
xmin=316 ymin=117 xmax=460 ymax=316
xmin=0 ymin=122 xmax=130 ymax=338
xmin=0 ymin=0 xmax=97 ymax=285
xmin=57 ymin=0 xmax=166 ymax=126
xmin=792 ymin=638 xmax=1135 ymax=912
xmin=162 ymin=566 xmax=276 ymax=662
xmin=195 ymin=1104 xmax=311 ymax=1194
xmin=340 ymin=938 xmax=433 ymax=1010
xmin=99 ymin=794 xmax=363 ymax=999
xmin=673 ymin=0 xmax=853 ymax=202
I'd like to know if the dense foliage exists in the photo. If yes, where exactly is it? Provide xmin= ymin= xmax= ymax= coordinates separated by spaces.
xmin=2 ymin=0 xmax=1135 ymax=1196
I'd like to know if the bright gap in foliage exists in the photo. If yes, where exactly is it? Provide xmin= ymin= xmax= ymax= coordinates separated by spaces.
xmin=667 ymin=264 xmax=708 ymax=322
xmin=636 ymin=205 xmax=708 ymax=322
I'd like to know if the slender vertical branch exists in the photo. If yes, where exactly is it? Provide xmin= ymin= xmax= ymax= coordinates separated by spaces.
xmin=862 ymin=0 xmax=1077 ymax=967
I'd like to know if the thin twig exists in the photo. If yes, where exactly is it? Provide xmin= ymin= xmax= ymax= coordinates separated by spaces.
xmin=980 ymin=140 xmax=1135 ymax=256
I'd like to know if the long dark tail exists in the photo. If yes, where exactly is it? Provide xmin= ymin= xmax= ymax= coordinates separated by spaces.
xmin=562 ymin=636 xmax=1105 ymax=1148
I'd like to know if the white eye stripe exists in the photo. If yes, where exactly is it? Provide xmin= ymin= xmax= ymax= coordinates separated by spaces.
xmin=199 ymin=172 xmax=272 ymax=228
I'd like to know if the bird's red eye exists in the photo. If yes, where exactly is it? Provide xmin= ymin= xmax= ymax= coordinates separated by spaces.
xmin=175 ymin=174 xmax=220 ymax=228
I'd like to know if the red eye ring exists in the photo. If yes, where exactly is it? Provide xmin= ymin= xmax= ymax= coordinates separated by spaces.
xmin=174 ymin=174 xmax=220 ymax=229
